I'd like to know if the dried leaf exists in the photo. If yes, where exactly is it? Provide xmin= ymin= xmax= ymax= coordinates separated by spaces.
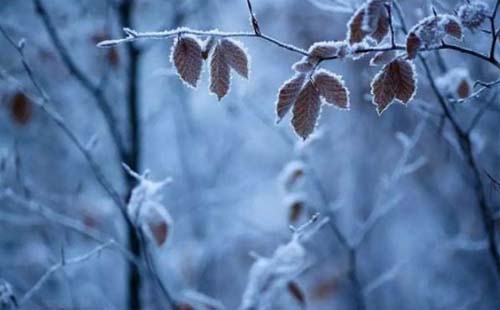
xmin=458 ymin=1 xmax=489 ymax=29
xmin=202 ymin=36 xmax=216 ymax=60
xmin=371 ymin=59 xmax=416 ymax=115
xmin=292 ymin=81 xmax=321 ymax=139
xmin=443 ymin=17 xmax=463 ymax=40
xmin=220 ymin=38 xmax=249 ymax=78
xmin=309 ymin=41 xmax=338 ymax=59
xmin=289 ymin=200 xmax=304 ymax=223
xmin=370 ymin=14 xmax=389 ymax=43
xmin=348 ymin=7 xmax=368 ymax=45
xmin=363 ymin=0 xmax=386 ymax=32
xmin=276 ymin=74 xmax=306 ymax=122
xmin=287 ymin=281 xmax=306 ymax=307
xmin=370 ymin=50 xmax=397 ymax=66
xmin=209 ymin=43 xmax=231 ymax=100
xmin=292 ymin=57 xmax=315 ymax=73
xmin=457 ymin=79 xmax=471 ymax=98
xmin=10 ymin=93 xmax=32 ymax=125
xmin=171 ymin=36 xmax=203 ymax=88
xmin=313 ymin=69 xmax=349 ymax=109
xmin=143 ymin=204 xmax=171 ymax=247
xmin=405 ymin=32 xmax=421 ymax=60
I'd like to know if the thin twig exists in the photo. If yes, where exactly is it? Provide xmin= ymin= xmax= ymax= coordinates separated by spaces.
xmin=20 ymin=241 xmax=114 ymax=305
xmin=32 ymin=0 xmax=126 ymax=157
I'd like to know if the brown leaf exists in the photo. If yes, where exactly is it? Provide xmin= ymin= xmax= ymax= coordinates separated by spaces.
xmin=148 ymin=220 xmax=168 ymax=246
xmin=289 ymin=200 xmax=304 ymax=223
xmin=405 ymin=32 xmax=421 ymax=60
xmin=202 ymin=36 xmax=216 ymax=60
xmin=276 ymin=73 xmax=306 ymax=122
xmin=370 ymin=14 xmax=389 ymax=43
xmin=348 ymin=7 xmax=368 ymax=45
xmin=292 ymin=81 xmax=321 ymax=139
xmin=288 ymin=281 xmax=306 ymax=307
xmin=363 ymin=0 xmax=386 ymax=32
xmin=313 ymin=69 xmax=349 ymax=109
xmin=443 ymin=17 xmax=463 ymax=40
xmin=106 ymin=47 xmax=119 ymax=68
xmin=370 ymin=50 xmax=397 ymax=66
xmin=209 ymin=43 xmax=231 ymax=100
xmin=220 ymin=38 xmax=249 ymax=78
xmin=457 ymin=79 xmax=471 ymax=98
xmin=10 ymin=93 xmax=32 ymax=125
xmin=371 ymin=59 xmax=416 ymax=115
xmin=171 ymin=36 xmax=203 ymax=88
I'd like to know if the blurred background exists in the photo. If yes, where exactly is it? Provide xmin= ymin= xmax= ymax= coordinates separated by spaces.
xmin=1 ymin=0 xmax=500 ymax=309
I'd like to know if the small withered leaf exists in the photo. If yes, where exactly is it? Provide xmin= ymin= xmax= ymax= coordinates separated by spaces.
xmin=220 ymin=38 xmax=249 ymax=78
xmin=456 ymin=79 xmax=471 ymax=98
xmin=371 ymin=59 xmax=416 ymax=115
xmin=10 ymin=92 xmax=33 ymax=125
xmin=370 ymin=14 xmax=389 ymax=43
xmin=370 ymin=50 xmax=397 ymax=66
xmin=289 ymin=201 xmax=304 ymax=223
xmin=292 ymin=57 xmax=315 ymax=73
xmin=308 ymin=41 xmax=338 ymax=59
xmin=209 ymin=43 xmax=231 ymax=100
xmin=405 ymin=32 xmax=421 ymax=60
xmin=292 ymin=81 xmax=322 ymax=139
xmin=348 ymin=7 xmax=368 ymax=45
xmin=171 ymin=36 xmax=203 ymax=88
xmin=276 ymin=73 xmax=306 ymax=122
xmin=443 ymin=17 xmax=463 ymax=40
xmin=313 ymin=69 xmax=349 ymax=109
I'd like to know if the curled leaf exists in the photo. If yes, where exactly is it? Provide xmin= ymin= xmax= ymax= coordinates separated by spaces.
xmin=276 ymin=73 xmax=306 ymax=122
xmin=292 ymin=81 xmax=322 ymax=139
xmin=171 ymin=36 xmax=203 ymax=88
xmin=458 ymin=1 xmax=489 ymax=30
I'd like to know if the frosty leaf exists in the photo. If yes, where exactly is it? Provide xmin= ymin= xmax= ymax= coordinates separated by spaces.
xmin=370 ymin=14 xmax=389 ymax=43
xmin=289 ymin=200 xmax=304 ymax=223
xmin=209 ymin=43 xmax=231 ymax=100
xmin=280 ymin=160 xmax=305 ymax=190
xmin=144 ymin=205 xmax=170 ymax=246
xmin=348 ymin=7 xmax=368 ymax=45
xmin=370 ymin=50 xmax=397 ymax=66
xmin=436 ymin=68 xmax=472 ymax=99
xmin=313 ymin=69 xmax=349 ymax=109
xmin=202 ymin=36 xmax=216 ymax=60
xmin=458 ymin=1 xmax=489 ymax=30
xmin=171 ymin=36 xmax=203 ymax=88
xmin=276 ymin=73 xmax=306 ymax=122
xmin=371 ymin=59 xmax=416 ymax=115
xmin=287 ymin=281 xmax=306 ymax=307
xmin=309 ymin=41 xmax=338 ymax=58
xmin=292 ymin=57 xmax=315 ymax=73
xmin=442 ymin=17 xmax=463 ymax=40
xmin=220 ymin=38 xmax=249 ymax=78
xmin=405 ymin=32 xmax=421 ymax=60
xmin=363 ymin=0 xmax=385 ymax=31
xmin=292 ymin=81 xmax=322 ymax=139
xmin=409 ymin=15 xmax=463 ymax=48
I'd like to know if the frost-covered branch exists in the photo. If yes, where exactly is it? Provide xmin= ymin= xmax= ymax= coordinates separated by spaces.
xmin=32 ymin=0 xmax=126 ymax=157
xmin=20 ymin=241 xmax=114 ymax=305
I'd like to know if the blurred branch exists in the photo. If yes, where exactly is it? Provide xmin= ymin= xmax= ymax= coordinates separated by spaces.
xmin=32 ymin=0 xmax=126 ymax=157
xmin=20 ymin=241 xmax=114 ymax=305
xmin=393 ymin=0 xmax=500 ymax=283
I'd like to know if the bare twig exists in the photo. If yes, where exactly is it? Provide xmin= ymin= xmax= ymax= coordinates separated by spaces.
xmin=20 ymin=241 xmax=114 ymax=305
xmin=245 ymin=0 xmax=261 ymax=35
xmin=32 ymin=0 xmax=126 ymax=156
